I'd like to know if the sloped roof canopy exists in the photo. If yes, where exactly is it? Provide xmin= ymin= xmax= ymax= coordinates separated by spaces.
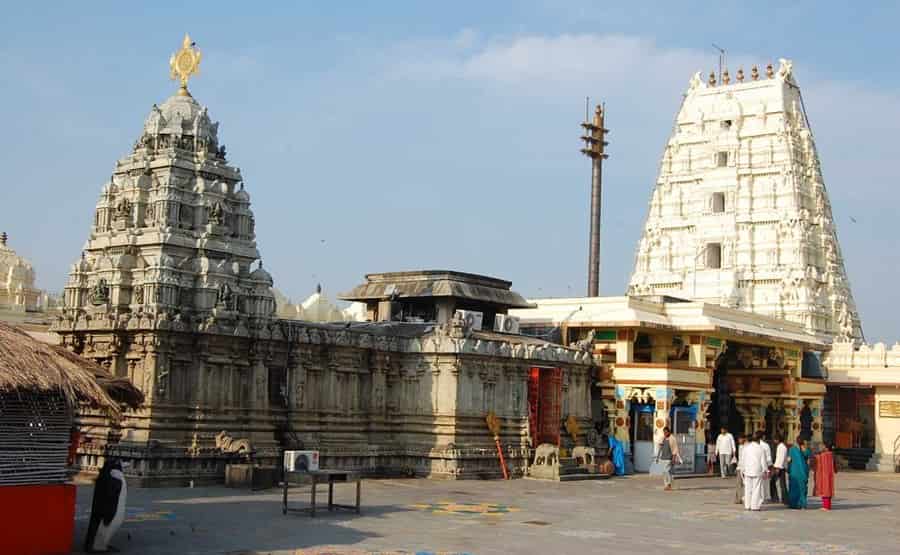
xmin=0 ymin=322 xmax=143 ymax=414
xmin=339 ymin=270 xmax=534 ymax=310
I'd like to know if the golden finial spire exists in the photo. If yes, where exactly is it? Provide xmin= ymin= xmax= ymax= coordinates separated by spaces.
xmin=169 ymin=34 xmax=202 ymax=97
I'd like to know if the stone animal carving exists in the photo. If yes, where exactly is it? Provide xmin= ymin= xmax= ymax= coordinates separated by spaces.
xmin=572 ymin=446 xmax=596 ymax=466
xmin=533 ymin=443 xmax=559 ymax=467
xmin=215 ymin=431 xmax=252 ymax=454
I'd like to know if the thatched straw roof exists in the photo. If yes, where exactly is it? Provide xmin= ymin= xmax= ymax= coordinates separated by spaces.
xmin=0 ymin=322 xmax=143 ymax=414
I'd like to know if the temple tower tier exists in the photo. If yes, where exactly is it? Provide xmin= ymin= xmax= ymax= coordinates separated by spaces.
xmin=628 ymin=59 xmax=862 ymax=342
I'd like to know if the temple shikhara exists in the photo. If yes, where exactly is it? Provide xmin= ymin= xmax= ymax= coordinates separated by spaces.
xmin=628 ymin=60 xmax=862 ymax=343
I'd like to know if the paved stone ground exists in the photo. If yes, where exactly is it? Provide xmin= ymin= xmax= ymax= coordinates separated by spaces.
xmin=72 ymin=472 xmax=900 ymax=554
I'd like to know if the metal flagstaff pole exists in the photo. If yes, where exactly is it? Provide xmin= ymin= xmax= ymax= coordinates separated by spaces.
xmin=580 ymin=103 xmax=609 ymax=297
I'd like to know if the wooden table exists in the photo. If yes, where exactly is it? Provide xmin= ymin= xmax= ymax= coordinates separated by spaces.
xmin=282 ymin=469 xmax=361 ymax=517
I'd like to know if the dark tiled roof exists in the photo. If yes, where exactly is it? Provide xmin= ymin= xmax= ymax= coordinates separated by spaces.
xmin=339 ymin=270 xmax=534 ymax=309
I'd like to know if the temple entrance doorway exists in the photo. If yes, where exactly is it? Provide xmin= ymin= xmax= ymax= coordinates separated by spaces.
xmin=710 ymin=348 xmax=744 ymax=436
xmin=630 ymin=402 xmax=655 ymax=472
xmin=527 ymin=367 xmax=562 ymax=447
xmin=825 ymin=386 xmax=875 ymax=449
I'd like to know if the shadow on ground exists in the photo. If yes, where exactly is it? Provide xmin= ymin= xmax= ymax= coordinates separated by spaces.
xmin=72 ymin=484 xmax=410 ymax=555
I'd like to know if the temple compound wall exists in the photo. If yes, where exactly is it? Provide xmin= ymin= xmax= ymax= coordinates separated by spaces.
xmin=51 ymin=57 xmax=592 ymax=485
xmin=57 ymin=312 xmax=591 ymax=485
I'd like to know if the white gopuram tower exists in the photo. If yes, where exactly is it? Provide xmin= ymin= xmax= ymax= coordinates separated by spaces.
xmin=628 ymin=60 xmax=862 ymax=342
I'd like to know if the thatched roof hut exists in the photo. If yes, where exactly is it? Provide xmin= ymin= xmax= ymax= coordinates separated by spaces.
xmin=0 ymin=321 xmax=143 ymax=413
xmin=0 ymin=322 xmax=143 ymax=486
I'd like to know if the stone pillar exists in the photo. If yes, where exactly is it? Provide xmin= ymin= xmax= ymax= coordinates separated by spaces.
xmin=734 ymin=402 xmax=753 ymax=436
xmin=195 ymin=354 xmax=209 ymax=407
xmin=615 ymin=330 xmax=635 ymax=364
xmin=612 ymin=388 xmax=631 ymax=454
xmin=251 ymin=356 xmax=268 ymax=411
xmin=783 ymin=405 xmax=800 ymax=444
xmin=601 ymin=398 xmax=617 ymax=436
xmin=140 ymin=349 xmax=158 ymax=405
xmin=287 ymin=352 xmax=305 ymax=410
xmin=809 ymin=398 xmax=824 ymax=446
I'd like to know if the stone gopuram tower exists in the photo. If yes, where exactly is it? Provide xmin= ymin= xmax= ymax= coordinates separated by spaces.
xmin=628 ymin=60 xmax=862 ymax=342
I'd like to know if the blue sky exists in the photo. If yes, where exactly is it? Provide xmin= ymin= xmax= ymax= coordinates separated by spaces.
xmin=2 ymin=2 xmax=899 ymax=341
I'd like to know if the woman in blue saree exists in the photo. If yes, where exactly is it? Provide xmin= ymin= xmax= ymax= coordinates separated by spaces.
xmin=787 ymin=437 xmax=811 ymax=509
xmin=607 ymin=435 xmax=626 ymax=476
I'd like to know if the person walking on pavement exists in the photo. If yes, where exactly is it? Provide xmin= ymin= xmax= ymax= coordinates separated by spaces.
xmin=715 ymin=427 xmax=736 ymax=478
xmin=733 ymin=435 xmax=746 ymax=504
xmin=656 ymin=427 xmax=682 ymax=491
xmin=742 ymin=431 xmax=770 ymax=511
xmin=759 ymin=432 xmax=773 ymax=503
xmin=771 ymin=435 xmax=788 ymax=504
xmin=813 ymin=443 xmax=838 ymax=511
xmin=787 ymin=437 xmax=811 ymax=509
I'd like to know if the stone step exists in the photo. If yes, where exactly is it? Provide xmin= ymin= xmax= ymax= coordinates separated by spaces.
xmin=559 ymin=473 xmax=610 ymax=482
xmin=835 ymin=448 xmax=875 ymax=470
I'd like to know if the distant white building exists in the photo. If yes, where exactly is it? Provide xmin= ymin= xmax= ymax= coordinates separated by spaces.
xmin=275 ymin=284 xmax=366 ymax=323
xmin=628 ymin=60 xmax=862 ymax=342
xmin=0 ymin=232 xmax=44 ymax=313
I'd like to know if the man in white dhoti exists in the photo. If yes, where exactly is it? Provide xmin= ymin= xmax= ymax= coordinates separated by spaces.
xmin=759 ymin=433 xmax=773 ymax=502
xmin=733 ymin=435 xmax=745 ymax=504
xmin=742 ymin=431 xmax=770 ymax=511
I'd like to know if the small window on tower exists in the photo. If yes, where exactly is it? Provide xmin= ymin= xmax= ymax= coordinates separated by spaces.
xmin=706 ymin=243 xmax=722 ymax=269
xmin=716 ymin=151 xmax=729 ymax=167
xmin=721 ymin=119 xmax=732 ymax=130
xmin=712 ymin=192 xmax=726 ymax=213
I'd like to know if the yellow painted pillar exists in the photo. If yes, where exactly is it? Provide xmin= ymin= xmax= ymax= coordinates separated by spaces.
xmin=649 ymin=334 xmax=671 ymax=364
xmin=689 ymin=335 xmax=706 ymax=367
xmin=615 ymin=330 xmax=635 ymax=364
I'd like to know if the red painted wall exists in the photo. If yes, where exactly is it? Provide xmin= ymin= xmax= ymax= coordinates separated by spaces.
xmin=0 ymin=484 xmax=75 ymax=555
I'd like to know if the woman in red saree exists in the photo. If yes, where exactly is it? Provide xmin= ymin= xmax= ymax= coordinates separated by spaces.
xmin=813 ymin=444 xmax=838 ymax=510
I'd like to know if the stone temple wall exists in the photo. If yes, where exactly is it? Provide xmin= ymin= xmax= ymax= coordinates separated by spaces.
xmin=52 ymin=84 xmax=593 ymax=484
xmin=58 ymin=315 xmax=592 ymax=485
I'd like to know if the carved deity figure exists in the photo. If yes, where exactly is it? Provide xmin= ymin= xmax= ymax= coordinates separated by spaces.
xmin=209 ymin=201 xmax=224 ymax=225
xmin=91 ymin=279 xmax=110 ymax=306
xmin=216 ymin=281 xmax=234 ymax=310
xmin=114 ymin=197 xmax=132 ymax=220
xmin=777 ymin=58 xmax=794 ymax=82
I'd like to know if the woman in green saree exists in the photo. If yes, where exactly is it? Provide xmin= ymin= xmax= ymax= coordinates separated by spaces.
xmin=787 ymin=437 xmax=811 ymax=509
